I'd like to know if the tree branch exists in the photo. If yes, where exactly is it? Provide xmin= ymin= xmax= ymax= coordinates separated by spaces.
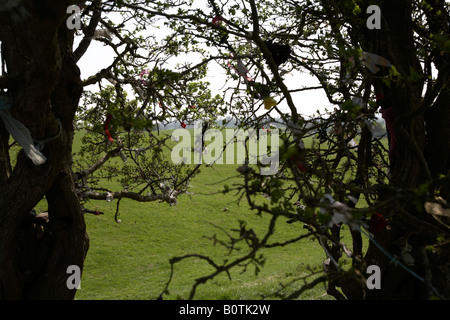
xmin=74 ymin=0 xmax=103 ymax=62
xmin=82 ymin=68 xmax=116 ymax=87
xmin=82 ymin=189 xmax=179 ymax=205
xmin=0 ymin=74 xmax=16 ymax=89
xmin=74 ymin=146 xmax=122 ymax=181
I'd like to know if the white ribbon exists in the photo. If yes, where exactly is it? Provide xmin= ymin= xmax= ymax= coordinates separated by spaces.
xmin=0 ymin=99 xmax=46 ymax=165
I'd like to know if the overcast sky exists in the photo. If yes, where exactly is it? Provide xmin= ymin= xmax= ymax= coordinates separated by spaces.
xmin=76 ymin=14 xmax=333 ymax=119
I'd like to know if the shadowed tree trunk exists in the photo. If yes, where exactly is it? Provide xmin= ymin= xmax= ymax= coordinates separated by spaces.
xmin=0 ymin=1 xmax=88 ymax=299
xmin=339 ymin=0 xmax=450 ymax=300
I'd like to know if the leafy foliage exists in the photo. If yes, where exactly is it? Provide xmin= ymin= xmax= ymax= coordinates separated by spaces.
xmin=68 ymin=0 xmax=450 ymax=299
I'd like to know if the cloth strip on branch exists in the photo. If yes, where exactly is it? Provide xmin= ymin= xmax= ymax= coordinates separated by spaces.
xmin=212 ymin=15 xmax=224 ymax=25
xmin=228 ymin=55 xmax=279 ymax=110
xmin=0 ymin=98 xmax=47 ymax=165
xmin=349 ymin=51 xmax=392 ymax=74
xmin=140 ymin=68 xmax=149 ymax=78
xmin=263 ymin=97 xmax=277 ymax=110
xmin=139 ymin=68 xmax=149 ymax=86
xmin=343 ymin=51 xmax=392 ymax=85
xmin=359 ymin=51 xmax=392 ymax=74
xmin=228 ymin=54 xmax=253 ymax=83
xmin=104 ymin=113 xmax=114 ymax=143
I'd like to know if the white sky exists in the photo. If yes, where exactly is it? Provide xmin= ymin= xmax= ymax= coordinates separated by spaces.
xmin=76 ymin=6 xmax=333 ymax=119
xmin=78 ymin=40 xmax=332 ymax=118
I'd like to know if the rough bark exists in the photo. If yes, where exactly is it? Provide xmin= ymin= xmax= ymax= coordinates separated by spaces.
xmin=0 ymin=1 xmax=88 ymax=299
xmin=338 ymin=0 xmax=450 ymax=300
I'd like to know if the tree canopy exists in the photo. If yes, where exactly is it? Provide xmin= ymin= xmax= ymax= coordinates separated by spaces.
xmin=0 ymin=0 xmax=449 ymax=300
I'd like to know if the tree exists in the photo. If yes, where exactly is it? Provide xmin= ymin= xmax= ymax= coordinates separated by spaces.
xmin=148 ymin=0 xmax=450 ymax=300
xmin=0 ymin=0 xmax=448 ymax=300
xmin=0 ymin=0 xmax=90 ymax=299
xmin=0 ymin=0 xmax=221 ymax=299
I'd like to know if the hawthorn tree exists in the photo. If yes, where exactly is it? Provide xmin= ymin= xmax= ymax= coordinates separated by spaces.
xmin=0 ymin=0 xmax=448 ymax=300
xmin=0 ymin=0 xmax=223 ymax=299
xmin=144 ymin=0 xmax=449 ymax=300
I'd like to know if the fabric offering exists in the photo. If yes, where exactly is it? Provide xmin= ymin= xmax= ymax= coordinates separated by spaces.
xmin=0 ymin=98 xmax=46 ymax=165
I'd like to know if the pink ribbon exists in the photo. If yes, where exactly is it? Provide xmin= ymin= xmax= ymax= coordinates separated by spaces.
xmin=139 ymin=69 xmax=149 ymax=85
xmin=140 ymin=69 xmax=149 ymax=79
xmin=228 ymin=54 xmax=253 ymax=82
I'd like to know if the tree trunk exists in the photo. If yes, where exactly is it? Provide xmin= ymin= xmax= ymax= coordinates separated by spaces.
xmin=339 ymin=0 xmax=450 ymax=300
xmin=0 ymin=1 xmax=88 ymax=299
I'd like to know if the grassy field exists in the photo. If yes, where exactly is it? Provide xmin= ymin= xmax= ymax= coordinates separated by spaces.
xmin=76 ymin=168 xmax=332 ymax=300
xmin=57 ymin=129 xmax=370 ymax=300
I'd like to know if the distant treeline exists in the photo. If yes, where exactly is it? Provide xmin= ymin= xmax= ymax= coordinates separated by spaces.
xmin=157 ymin=116 xmax=388 ymax=139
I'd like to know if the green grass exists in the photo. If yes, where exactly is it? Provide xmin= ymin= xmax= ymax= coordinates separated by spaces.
xmin=70 ymin=129 xmax=344 ymax=300
xmin=31 ymin=128 xmax=377 ymax=300
xmin=76 ymin=163 xmax=334 ymax=300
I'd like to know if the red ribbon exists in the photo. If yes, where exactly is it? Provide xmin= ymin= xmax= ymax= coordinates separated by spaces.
xmin=212 ymin=15 xmax=224 ymax=25
xmin=297 ymin=163 xmax=306 ymax=173
xmin=289 ymin=155 xmax=307 ymax=173
xmin=104 ymin=113 xmax=114 ymax=143
xmin=376 ymin=92 xmax=384 ymax=101
xmin=369 ymin=213 xmax=387 ymax=233
xmin=375 ymin=92 xmax=384 ymax=106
